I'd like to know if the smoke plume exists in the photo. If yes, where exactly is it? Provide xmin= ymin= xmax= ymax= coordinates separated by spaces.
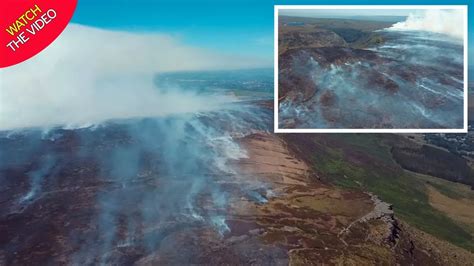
xmin=0 ymin=24 xmax=271 ymax=130
xmin=390 ymin=9 xmax=465 ymax=39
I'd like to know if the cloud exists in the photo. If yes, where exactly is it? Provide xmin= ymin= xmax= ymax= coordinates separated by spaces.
xmin=390 ymin=9 xmax=465 ymax=39
xmin=0 ymin=24 xmax=271 ymax=130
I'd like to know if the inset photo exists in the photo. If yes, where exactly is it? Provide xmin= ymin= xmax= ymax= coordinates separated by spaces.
xmin=275 ymin=5 xmax=468 ymax=133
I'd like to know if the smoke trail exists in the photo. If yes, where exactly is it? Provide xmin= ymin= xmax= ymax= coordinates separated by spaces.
xmin=390 ymin=9 xmax=465 ymax=39
xmin=69 ymin=106 xmax=268 ymax=263
xmin=0 ymin=24 xmax=271 ymax=130
xmin=279 ymin=30 xmax=464 ymax=129
xmin=0 ymin=68 xmax=273 ymax=263
xmin=0 ymin=20 xmax=273 ymax=263
xmin=20 ymin=154 xmax=56 ymax=204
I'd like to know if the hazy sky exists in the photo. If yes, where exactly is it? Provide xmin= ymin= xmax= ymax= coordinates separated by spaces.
xmin=71 ymin=0 xmax=273 ymax=60
xmin=71 ymin=0 xmax=472 ymax=66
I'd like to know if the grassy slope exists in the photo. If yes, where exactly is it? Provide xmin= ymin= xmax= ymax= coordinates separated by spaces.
xmin=303 ymin=134 xmax=474 ymax=252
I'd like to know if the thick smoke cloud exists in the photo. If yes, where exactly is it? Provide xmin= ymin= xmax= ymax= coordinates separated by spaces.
xmin=0 ymin=24 xmax=271 ymax=130
xmin=390 ymin=9 xmax=465 ymax=39
xmin=279 ymin=29 xmax=464 ymax=129
xmin=0 ymin=21 xmax=274 ymax=263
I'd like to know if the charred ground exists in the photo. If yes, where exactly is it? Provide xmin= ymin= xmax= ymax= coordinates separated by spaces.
xmin=278 ymin=16 xmax=464 ymax=129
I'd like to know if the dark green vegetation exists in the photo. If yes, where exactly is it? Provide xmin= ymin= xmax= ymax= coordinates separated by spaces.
xmin=328 ymin=28 xmax=368 ymax=43
xmin=284 ymin=134 xmax=474 ymax=252
xmin=325 ymin=28 xmax=385 ymax=48
xmin=425 ymin=132 xmax=474 ymax=160
xmin=392 ymin=144 xmax=474 ymax=187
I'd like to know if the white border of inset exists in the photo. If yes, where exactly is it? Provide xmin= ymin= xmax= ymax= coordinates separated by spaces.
xmin=274 ymin=5 xmax=468 ymax=133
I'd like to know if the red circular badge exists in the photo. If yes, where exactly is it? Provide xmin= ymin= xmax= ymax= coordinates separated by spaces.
xmin=0 ymin=0 xmax=77 ymax=68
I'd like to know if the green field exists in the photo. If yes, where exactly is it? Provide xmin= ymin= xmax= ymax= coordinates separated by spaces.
xmin=307 ymin=134 xmax=474 ymax=252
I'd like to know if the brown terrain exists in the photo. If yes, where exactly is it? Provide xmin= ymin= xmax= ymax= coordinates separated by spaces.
xmin=2 ymin=129 xmax=474 ymax=265
xmin=427 ymin=185 xmax=474 ymax=232
xmin=277 ymin=17 xmax=394 ymax=104
xmin=233 ymin=132 xmax=474 ymax=265
xmin=277 ymin=15 xmax=463 ymax=129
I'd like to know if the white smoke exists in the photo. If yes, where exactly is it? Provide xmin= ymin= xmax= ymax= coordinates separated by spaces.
xmin=390 ymin=9 xmax=465 ymax=39
xmin=0 ymin=24 xmax=271 ymax=130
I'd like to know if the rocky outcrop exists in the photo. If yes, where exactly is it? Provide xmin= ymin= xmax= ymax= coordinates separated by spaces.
xmin=234 ymin=133 xmax=470 ymax=265
xmin=338 ymin=193 xmax=395 ymax=244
